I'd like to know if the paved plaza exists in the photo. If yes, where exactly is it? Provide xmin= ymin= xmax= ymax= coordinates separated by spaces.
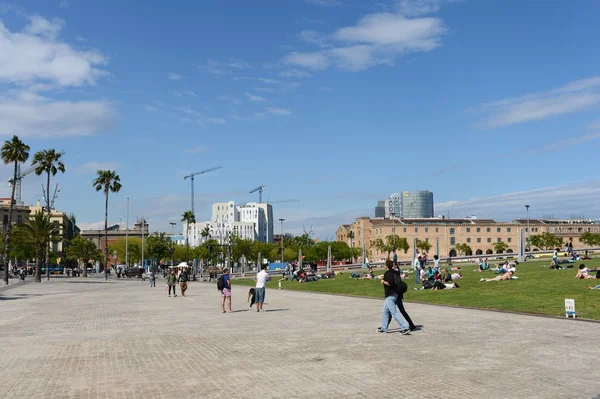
xmin=0 ymin=277 xmax=599 ymax=399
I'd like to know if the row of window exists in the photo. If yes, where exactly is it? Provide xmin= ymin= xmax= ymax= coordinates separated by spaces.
xmin=387 ymin=226 xmax=515 ymax=234
xmin=455 ymin=237 xmax=512 ymax=244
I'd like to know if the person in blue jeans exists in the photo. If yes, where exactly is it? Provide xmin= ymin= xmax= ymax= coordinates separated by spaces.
xmin=149 ymin=271 xmax=156 ymax=287
xmin=378 ymin=262 xmax=410 ymax=335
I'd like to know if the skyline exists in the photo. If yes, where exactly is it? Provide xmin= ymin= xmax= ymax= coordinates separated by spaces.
xmin=1 ymin=0 xmax=599 ymax=238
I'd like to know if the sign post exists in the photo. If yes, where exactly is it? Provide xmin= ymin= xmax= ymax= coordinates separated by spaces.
xmin=565 ymin=298 xmax=576 ymax=318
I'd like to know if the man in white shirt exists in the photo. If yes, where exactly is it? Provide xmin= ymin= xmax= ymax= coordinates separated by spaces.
xmin=255 ymin=265 xmax=269 ymax=312
xmin=413 ymin=256 xmax=422 ymax=284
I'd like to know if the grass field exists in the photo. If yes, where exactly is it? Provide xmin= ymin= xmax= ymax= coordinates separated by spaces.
xmin=235 ymin=258 xmax=600 ymax=320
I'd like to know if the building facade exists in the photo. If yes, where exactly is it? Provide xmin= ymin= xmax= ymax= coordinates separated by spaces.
xmin=374 ymin=200 xmax=386 ymax=218
xmin=336 ymin=216 xmax=600 ymax=262
xmin=401 ymin=191 xmax=434 ymax=218
xmin=81 ymin=219 xmax=148 ymax=255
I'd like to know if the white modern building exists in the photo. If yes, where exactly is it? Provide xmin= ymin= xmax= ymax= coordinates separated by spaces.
xmin=182 ymin=201 xmax=274 ymax=247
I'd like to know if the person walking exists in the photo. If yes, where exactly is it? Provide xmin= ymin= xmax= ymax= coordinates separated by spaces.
xmin=386 ymin=261 xmax=417 ymax=331
xmin=167 ymin=269 xmax=177 ymax=297
xmin=179 ymin=267 xmax=189 ymax=296
xmin=392 ymin=249 xmax=398 ymax=267
xmin=149 ymin=270 xmax=156 ymax=287
xmin=220 ymin=268 xmax=232 ymax=313
xmin=255 ymin=265 xmax=269 ymax=312
xmin=413 ymin=255 xmax=422 ymax=284
xmin=378 ymin=261 xmax=410 ymax=335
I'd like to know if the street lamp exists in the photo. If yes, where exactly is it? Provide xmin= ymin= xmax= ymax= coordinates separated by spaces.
xmin=525 ymin=205 xmax=530 ymax=249
xmin=170 ymin=222 xmax=176 ymax=267
xmin=126 ymin=196 xmax=129 ymax=269
xmin=279 ymin=218 xmax=285 ymax=264
xmin=390 ymin=212 xmax=396 ymax=250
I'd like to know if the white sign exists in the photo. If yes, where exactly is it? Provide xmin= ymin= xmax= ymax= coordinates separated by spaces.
xmin=565 ymin=298 xmax=576 ymax=317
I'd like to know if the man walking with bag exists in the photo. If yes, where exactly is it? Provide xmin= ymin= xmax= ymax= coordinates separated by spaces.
xmin=179 ymin=267 xmax=189 ymax=297
xmin=378 ymin=261 xmax=410 ymax=335
xmin=255 ymin=265 xmax=269 ymax=312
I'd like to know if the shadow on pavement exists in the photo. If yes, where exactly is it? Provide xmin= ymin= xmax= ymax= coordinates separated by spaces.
xmin=264 ymin=309 xmax=290 ymax=312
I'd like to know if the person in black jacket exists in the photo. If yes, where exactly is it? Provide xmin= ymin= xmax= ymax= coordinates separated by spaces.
xmin=378 ymin=261 xmax=410 ymax=335
xmin=384 ymin=261 xmax=417 ymax=331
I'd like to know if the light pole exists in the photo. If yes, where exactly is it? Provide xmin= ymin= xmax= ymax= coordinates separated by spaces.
xmin=126 ymin=196 xmax=129 ymax=269
xmin=390 ymin=212 xmax=396 ymax=249
xmin=170 ymin=222 xmax=176 ymax=267
xmin=279 ymin=218 xmax=285 ymax=264
xmin=525 ymin=205 xmax=530 ymax=250
xmin=141 ymin=217 xmax=145 ymax=272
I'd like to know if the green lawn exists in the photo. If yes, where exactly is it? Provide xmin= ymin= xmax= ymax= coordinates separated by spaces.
xmin=236 ymin=259 xmax=600 ymax=320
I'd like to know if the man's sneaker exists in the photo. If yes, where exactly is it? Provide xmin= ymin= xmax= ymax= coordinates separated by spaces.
xmin=377 ymin=328 xmax=387 ymax=333
xmin=409 ymin=326 xmax=417 ymax=331
xmin=400 ymin=329 xmax=410 ymax=335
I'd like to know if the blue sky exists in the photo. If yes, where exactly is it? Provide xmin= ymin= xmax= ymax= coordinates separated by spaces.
xmin=1 ymin=0 xmax=599 ymax=238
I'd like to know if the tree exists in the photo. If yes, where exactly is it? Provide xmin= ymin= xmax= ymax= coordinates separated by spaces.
xmin=109 ymin=238 xmax=142 ymax=266
xmin=93 ymin=170 xmax=122 ymax=280
xmin=1 ymin=135 xmax=30 ymax=285
xmin=181 ymin=210 xmax=195 ymax=264
xmin=347 ymin=231 xmax=355 ymax=248
xmin=528 ymin=232 xmax=563 ymax=250
xmin=200 ymin=225 xmax=211 ymax=241
xmin=373 ymin=235 xmax=409 ymax=259
xmin=416 ymin=239 xmax=432 ymax=253
xmin=493 ymin=241 xmax=509 ymax=254
xmin=146 ymin=233 xmax=172 ymax=267
xmin=580 ymin=232 xmax=600 ymax=247
xmin=454 ymin=243 xmax=472 ymax=256
xmin=65 ymin=236 xmax=102 ymax=275
xmin=14 ymin=211 xmax=60 ymax=282
xmin=33 ymin=149 xmax=65 ymax=281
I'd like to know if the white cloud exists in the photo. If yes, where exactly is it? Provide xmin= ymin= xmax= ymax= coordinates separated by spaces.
xmin=198 ymin=59 xmax=226 ymax=75
xmin=279 ymin=68 xmax=312 ymax=79
xmin=232 ymin=112 xmax=266 ymax=121
xmin=59 ymin=0 xmax=70 ymax=8
xmin=75 ymin=35 xmax=87 ymax=42
xmin=229 ymin=59 xmax=252 ymax=69
xmin=179 ymin=107 xmax=225 ymax=127
xmin=168 ymin=72 xmax=184 ymax=80
xmin=76 ymin=162 xmax=119 ymax=174
xmin=585 ymin=118 xmax=600 ymax=131
xmin=78 ymin=221 xmax=106 ymax=230
xmin=172 ymin=90 xmax=196 ymax=97
xmin=395 ymin=0 xmax=445 ymax=17
xmin=471 ymin=76 xmax=600 ymax=129
xmin=435 ymin=181 xmax=600 ymax=221
xmin=299 ymin=30 xmax=331 ymax=47
xmin=0 ymin=17 xmax=107 ymax=87
xmin=283 ymin=11 xmax=445 ymax=71
xmin=245 ymin=92 xmax=267 ymax=102
xmin=184 ymin=145 xmax=207 ymax=154
xmin=143 ymin=104 xmax=157 ymax=112
xmin=266 ymin=107 xmax=292 ymax=116
xmin=218 ymin=95 xmax=242 ymax=105
xmin=0 ymin=92 xmax=116 ymax=138
xmin=305 ymin=0 xmax=344 ymax=6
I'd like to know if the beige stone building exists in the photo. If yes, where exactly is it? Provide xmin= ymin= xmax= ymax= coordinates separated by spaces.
xmin=337 ymin=217 xmax=600 ymax=261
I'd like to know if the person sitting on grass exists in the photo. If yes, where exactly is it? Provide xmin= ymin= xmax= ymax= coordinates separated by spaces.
xmin=451 ymin=272 xmax=463 ymax=280
xmin=442 ymin=269 xmax=452 ymax=282
xmin=478 ymin=259 xmax=489 ymax=272
xmin=574 ymin=264 xmax=594 ymax=279
xmin=584 ymin=285 xmax=600 ymax=290
xmin=426 ymin=266 xmax=436 ymax=282
xmin=419 ymin=267 xmax=428 ymax=283
xmin=432 ymin=281 xmax=459 ymax=290
xmin=480 ymin=270 xmax=514 ymax=282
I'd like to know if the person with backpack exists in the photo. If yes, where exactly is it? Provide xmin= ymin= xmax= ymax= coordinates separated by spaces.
xmin=384 ymin=261 xmax=417 ymax=332
xmin=218 ymin=268 xmax=232 ymax=313
xmin=178 ymin=267 xmax=189 ymax=296
xmin=378 ymin=261 xmax=410 ymax=335
xmin=166 ymin=269 xmax=177 ymax=297
xmin=149 ymin=270 xmax=156 ymax=287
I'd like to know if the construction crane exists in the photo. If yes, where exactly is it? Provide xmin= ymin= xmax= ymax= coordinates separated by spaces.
xmin=249 ymin=185 xmax=265 ymax=203
xmin=183 ymin=166 xmax=222 ymax=216
xmin=267 ymin=199 xmax=299 ymax=205
xmin=8 ymin=163 xmax=37 ymax=204
xmin=40 ymin=184 xmax=60 ymax=210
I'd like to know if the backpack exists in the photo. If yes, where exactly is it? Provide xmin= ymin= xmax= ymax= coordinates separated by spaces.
xmin=180 ymin=273 xmax=188 ymax=282
xmin=217 ymin=275 xmax=225 ymax=291
xmin=393 ymin=272 xmax=407 ymax=295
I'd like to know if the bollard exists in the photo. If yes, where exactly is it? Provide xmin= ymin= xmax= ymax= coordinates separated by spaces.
xmin=278 ymin=281 xmax=282 ymax=290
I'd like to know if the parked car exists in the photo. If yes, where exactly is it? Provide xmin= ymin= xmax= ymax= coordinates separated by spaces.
xmin=125 ymin=268 xmax=145 ymax=278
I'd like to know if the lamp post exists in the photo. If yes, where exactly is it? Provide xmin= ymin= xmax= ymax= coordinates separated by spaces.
xmin=141 ymin=217 xmax=145 ymax=272
xmin=170 ymin=222 xmax=176 ymax=267
xmin=126 ymin=196 xmax=129 ymax=269
xmin=390 ymin=212 xmax=396 ymax=249
xmin=279 ymin=218 xmax=285 ymax=264
xmin=525 ymin=205 xmax=530 ymax=250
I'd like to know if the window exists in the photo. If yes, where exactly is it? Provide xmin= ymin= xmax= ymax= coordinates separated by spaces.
xmin=17 ymin=215 xmax=22 ymax=223
xmin=497 ymin=238 xmax=502 ymax=242
xmin=507 ymin=228 xmax=511 ymax=232
xmin=466 ymin=228 xmax=471 ymax=232
xmin=487 ymin=238 xmax=491 ymax=243
xmin=415 ymin=228 xmax=418 ymax=233
xmin=476 ymin=227 xmax=481 ymax=233
xmin=435 ymin=228 xmax=439 ymax=232
xmin=467 ymin=238 xmax=471 ymax=243
xmin=425 ymin=228 xmax=428 ymax=233
xmin=508 ymin=238 xmax=512 ymax=243
xmin=449 ymin=228 xmax=455 ymax=234
xmin=486 ymin=228 xmax=491 ymax=232
xmin=477 ymin=238 xmax=481 ymax=243
xmin=497 ymin=228 xmax=501 ymax=233
xmin=450 ymin=237 xmax=456 ymax=245
xmin=403 ymin=228 xmax=406 ymax=233
xmin=425 ymin=238 xmax=429 ymax=243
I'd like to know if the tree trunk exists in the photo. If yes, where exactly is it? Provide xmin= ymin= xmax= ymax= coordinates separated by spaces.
xmin=46 ymin=171 xmax=51 ymax=281
xmin=3 ymin=161 xmax=18 ymax=285
xmin=34 ymin=247 xmax=41 ymax=282
xmin=104 ymin=188 xmax=109 ymax=281
xmin=82 ymin=256 xmax=88 ymax=278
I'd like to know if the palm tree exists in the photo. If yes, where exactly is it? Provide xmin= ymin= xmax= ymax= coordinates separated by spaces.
xmin=65 ymin=236 xmax=102 ymax=276
xmin=201 ymin=225 xmax=211 ymax=241
xmin=14 ymin=211 xmax=60 ymax=282
xmin=93 ymin=170 xmax=122 ymax=280
xmin=1 ymin=135 xmax=30 ymax=285
xmin=181 ymin=210 xmax=196 ymax=264
xmin=347 ymin=230 xmax=355 ymax=248
xmin=33 ymin=149 xmax=65 ymax=281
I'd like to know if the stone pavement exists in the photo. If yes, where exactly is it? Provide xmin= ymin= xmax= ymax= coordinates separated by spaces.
xmin=0 ymin=277 xmax=599 ymax=399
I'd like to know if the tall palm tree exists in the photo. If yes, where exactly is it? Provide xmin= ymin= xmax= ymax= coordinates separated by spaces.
xmin=1 ymin=136 xmax=30 ymax=285
xmin=93 ymin=170 xmax=122 ymax=280
xmin=14 ymin=211 xmax=60 ymax=282
xmin=33 ymin=149 xmax=65 ymax=281
xmin=201 ymin=225 xmax=211 ymax=241
xmin=181 ymin=210 xmax=196 ymax=264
